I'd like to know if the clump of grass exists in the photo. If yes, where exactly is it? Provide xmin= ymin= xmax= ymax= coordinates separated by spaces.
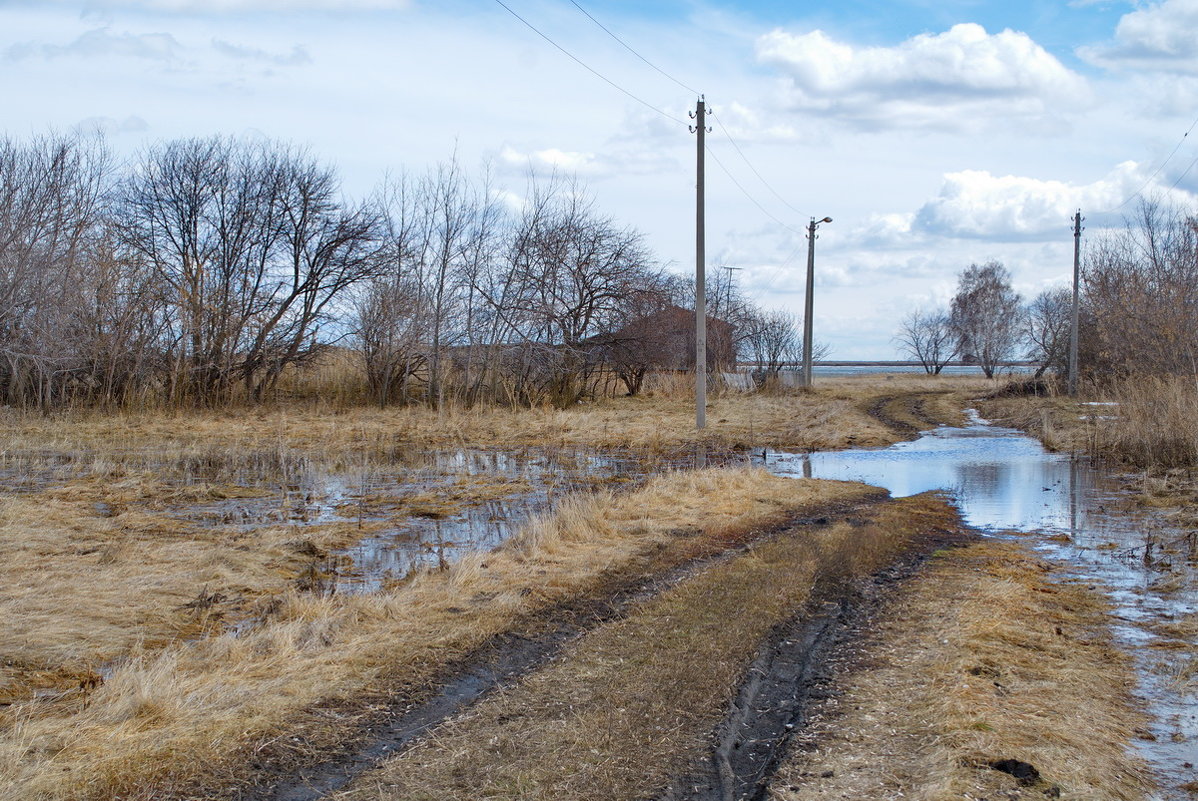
xmin=0 ymin=469 xmax=877 ymax=801
xmin=1098 ymin=375 xmax=1198 ymax=469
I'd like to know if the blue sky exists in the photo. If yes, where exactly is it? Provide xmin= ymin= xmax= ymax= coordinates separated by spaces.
xmin=3 ymin=0 xmax=1198 ymax=358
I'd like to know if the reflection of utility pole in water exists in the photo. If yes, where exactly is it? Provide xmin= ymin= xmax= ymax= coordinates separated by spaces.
xmin=695 ymin=442 xmax=707 ymax=469
xmin=433 ymin=519 xmax=448 ymax=571
xmin=1069 ymin=456 xmax=1079 ymax=541
xmin=802 ymin=454 xmax=813 ymax=480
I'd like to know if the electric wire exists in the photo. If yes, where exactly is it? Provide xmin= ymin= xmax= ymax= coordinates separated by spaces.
xmin=1167 ymin=149 xmax=1198 ymax=193
xmin=1101 ymin=111 xmax=1198 ymax=214
xmin=710 ymin=111 xmax=804 ymax=218
xmin=706 ymin=144 xmax=804 ymax=237
xmin=495 ymin=0 xmax=808 ymax=290
xmin=563 ymin=0 xmax=806 ymax=232
xmin=754 ymin=238 xmax=808 ymax=295
xmin=491 ymin=0 xmax=686 ymax=125
xmin=566 ymin=0 xmax=699 ymax=96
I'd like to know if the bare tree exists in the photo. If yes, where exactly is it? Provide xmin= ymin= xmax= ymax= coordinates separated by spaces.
xmin=357 ymin=173 xmax=431 ymax=405
xmin=895 ymin=309 xmax=957 ymax=375
xmin=949 ymin=261 xmax=1023 ymax=378
xmin=1084 ymin=199 xmax=1198 ymax=377
xmin=1024 ymin=287 xmax=1071 ymax=379
xmin=241 ymin=151 xmax=382 ymax=400
xmin=745 ymin=309 xmax=800 ymax=380
xmin=744 ymin=309 xmax=828 ymax=386
xmin=0 ymin=132 xmax=111 ymax=408
xmin=117 ymin=137 xmax=379 ymax=405
xmin=493 ymin=178 xmax=654 ymax=406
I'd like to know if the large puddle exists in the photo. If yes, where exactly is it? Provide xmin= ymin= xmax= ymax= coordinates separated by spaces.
xmin=1 ymin=444 xmax=713 ymax=594
xmin=768 ymin=411 xmax=1198 ymax=800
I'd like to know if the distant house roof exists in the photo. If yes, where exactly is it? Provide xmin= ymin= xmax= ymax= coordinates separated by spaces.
xmin=597 ymin=305 xmax=737 ymax=371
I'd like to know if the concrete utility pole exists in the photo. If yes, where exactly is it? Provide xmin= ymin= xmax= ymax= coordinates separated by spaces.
xmin=803 ymin=216 xmax=832 ymax=388
xmin=690 ymin=96 xmax=710 ymax=429
xmin=1069 ymin=210 xmax=1083 ymax=397
xmin=721 ymin=265 xmax=741 ymax=316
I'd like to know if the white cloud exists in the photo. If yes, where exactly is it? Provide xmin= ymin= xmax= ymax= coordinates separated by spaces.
xmin=72 ymin=114 xmax=150 ymax=136
xmin=857 ymin=212 xmax=916 ymax=247
xmin=710 ymin=101 xmax=797 ymax=143
xmin=211 ymin=39 xmax=311 ymax=66
xmin=756 ymin=23 xmax=1091 ymax=132
xmin=910 ymin=162 xmax=1196 ymax=240
xmin=5 ymin=28 xmax=183 ymax=62
xmin=501 ymin=146 xmax=597 ymax=175
xmin=1080 ymin=0 xmax=1198 ymax=72
xmin=498 ymin=143 xmax=677 ymax=179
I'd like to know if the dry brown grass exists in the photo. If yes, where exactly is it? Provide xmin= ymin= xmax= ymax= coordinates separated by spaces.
xmin=975 ymin=389 xmax=1100 ymax=453
xmin=769 ymin=540 xmax=1152 ymax=801
xmin=332 ymin=494 xmax=960 ymax=801
xmin=0 ymin=469 xmax=878 ymax=801
xmin=979 ymin=374 xmax=1198 ymax=470
xmin=0 ymin=493 xmax=373 ymax=707
xmin=0 ymin=374 xmax=991 ymax=461
xmin=1097 ymin=375 xmax=1198 ymax=469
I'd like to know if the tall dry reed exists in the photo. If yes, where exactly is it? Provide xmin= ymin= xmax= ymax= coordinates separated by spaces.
xmin=1098 ymin=375 xmax=1198 ymax=468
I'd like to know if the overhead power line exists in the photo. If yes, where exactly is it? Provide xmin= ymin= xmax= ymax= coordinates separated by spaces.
xmin=491 ymin=0 xmax=686 ymax=125
xmin=705 ymin=144 xmax=803 ymax=237
xmin=1168 ymin=149 xmax=1198 ymax=193
xmin=566 ymin=0 xmax=699 ymax=96
xmin=497 ymin=0 xmax=810 ymax=297
xmin=1103 ymin=111 xmax=1198 ymax=213
xmin=563 ymin=0 xmax=805 ymax=232
xmin=710 ymin=111 xmax=804 ymax=218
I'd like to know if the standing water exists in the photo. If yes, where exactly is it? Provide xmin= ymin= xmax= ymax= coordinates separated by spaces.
xmin=768 ymin=410 xmax=1198 ymax=800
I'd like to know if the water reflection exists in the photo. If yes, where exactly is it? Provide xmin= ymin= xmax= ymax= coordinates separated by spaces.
xmin=769 ymin=410 xmax=1198 ymax=800
xmin=770 ymin=412 xmax=1087 ymax=534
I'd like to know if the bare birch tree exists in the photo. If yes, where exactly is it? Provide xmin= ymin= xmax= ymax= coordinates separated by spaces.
xmin=896 ymin=309 xmax=957 ymax=375
xmin=949 ymin=261 xmax=1022 ymax=378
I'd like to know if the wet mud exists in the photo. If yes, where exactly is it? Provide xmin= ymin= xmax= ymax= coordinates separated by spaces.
xmin=660 ymin=534 xmax=966 ymax=801
xmin=863 ymin=392 xmax=946 ymax=439
xmin=178 ymin=501 xmax=883 ymax=801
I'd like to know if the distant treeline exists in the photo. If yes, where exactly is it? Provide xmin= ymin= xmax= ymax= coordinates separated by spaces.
xmin=0 ymin=132 xmax=816 ymax=411
xmin=898 ymin=200 xmax=1198 ymax=384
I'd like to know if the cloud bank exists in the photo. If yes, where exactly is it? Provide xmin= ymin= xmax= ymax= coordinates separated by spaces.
xmin=1080 ymin=0 xmax=1198 ymax=73
xmin=757 ymin=23 xmax=1090 ymax=131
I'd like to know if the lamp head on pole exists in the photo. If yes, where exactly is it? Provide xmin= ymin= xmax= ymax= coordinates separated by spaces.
xmin=819 ymin=217 xmax=832 ymax=224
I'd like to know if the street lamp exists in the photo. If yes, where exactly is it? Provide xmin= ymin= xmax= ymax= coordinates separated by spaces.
xmin=803 ymin=216 xmax=832 ymax=388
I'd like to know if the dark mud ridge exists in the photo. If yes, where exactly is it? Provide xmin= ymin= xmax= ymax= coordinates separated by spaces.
xmin=203 ymin=502 xmax=883 ymax=801
xmin=660 ymin=539 xmax=964 ymax=801
xmin=865 ymin=392 xmax=946 ymax=438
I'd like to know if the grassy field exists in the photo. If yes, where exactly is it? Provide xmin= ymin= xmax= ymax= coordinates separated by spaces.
xmin=0 ymin=373 xmax=991 ymax=458
xmin=12 ymin=373 xmax=1121 ymax=799
xmin=0 ymin=465 xmax=880 ymax=800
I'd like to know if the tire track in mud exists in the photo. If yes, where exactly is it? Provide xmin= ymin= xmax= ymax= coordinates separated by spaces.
xmin=286 ymin=497 xmax=966 ymax=801
xmin=659 ymin=534 xmax=965 ymax=801
xmin=865 ymin=392 xmax=948 ymax=440
xmin=187 ymin=500 xmax=883 ymax=801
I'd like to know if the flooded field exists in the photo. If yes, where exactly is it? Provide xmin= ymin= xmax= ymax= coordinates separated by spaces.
xmin=769 ymin=411 xmax=1198 ymax=800
xmin=0 ymin=443 xmax=723 ymax=595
